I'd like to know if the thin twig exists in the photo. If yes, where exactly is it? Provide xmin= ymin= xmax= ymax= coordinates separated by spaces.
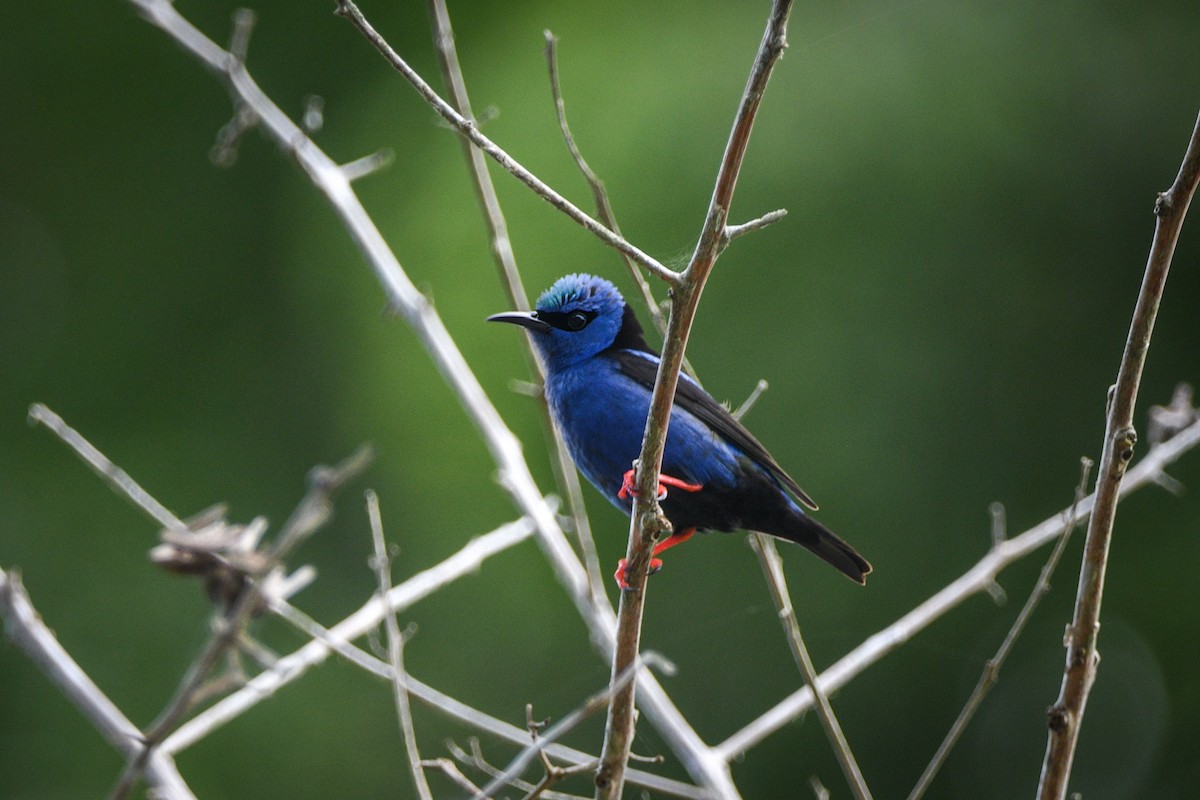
xmin=908 ymin=457 xmax=1094 ymax=800
xmin=421 ymin=757 xmax=490 ymax=797
xmin=341 ymin=148 xmax=394 ymax=182
xmin=161 ymin=515 xmax=536 ymax=753
xmin=367 ymin=490 xmax=434 ymax=800
xmin=724 ymin=209 xmax=788 ymax=244
xmin=715 ymin=413 xmax=1200 ymax=761
xmin=425 ymin=0 xmax=606 ymax=601
xmin=335 ymin=0 xmax=676 ymax=284
xmin=525 ymin=702 xmax=606 ymax=800
xmin=1038 ymin=108 xmax=1200 ymax=799
xmin=108 ymin=446 xmax=372 ymax=800
xmin=425 ymin=0 xmax=529 ymax=312
xmin=543 ymin=29 xmax=668 ymax=338
xmin=542 ymin=29 xmax=704 ymax=381
xmin=267 ymin=600 xmax=699 ymax=799
xmin=267 ymin=445 xmax=375 ymax=561
xmin=749 ymin=535 xmax=874 ymax=800
xmin=0 ymin=569 xmax=198 ymax=800
xmin=449 ymin=739 xmax=585 ymax=800
xmin=28 ymin=403 xmax=182 ymax=530
xmin=732 ymin=379 xmax=770 ymax=420
xmin=474 ymin=657 xmax=666 ymax=800
xmin=731 ymin=389 xmax=871 ymax=798
xmin=596 ymin=3 xmax=795 ymax=797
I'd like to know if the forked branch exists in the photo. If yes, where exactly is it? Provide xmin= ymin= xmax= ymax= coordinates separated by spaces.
xmin=335 ymin=0 xmax=675 ymax=284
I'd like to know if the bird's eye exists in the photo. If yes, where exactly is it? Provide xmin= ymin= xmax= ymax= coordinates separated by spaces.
xmin=566 ymin=311 xmax=590 ymax=331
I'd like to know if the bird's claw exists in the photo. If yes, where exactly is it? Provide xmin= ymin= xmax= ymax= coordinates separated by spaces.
xmin=617 ymin=469 xmax=703 ymax=502
xmin=614 ymin=557 xmax=663 ymax=590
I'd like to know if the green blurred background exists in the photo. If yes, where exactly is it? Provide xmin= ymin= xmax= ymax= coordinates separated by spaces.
xmin=3 ymin=1 xmax=1199 ymax=797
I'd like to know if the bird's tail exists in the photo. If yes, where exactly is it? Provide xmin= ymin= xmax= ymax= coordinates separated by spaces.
xmin=778 ymin=513 xmax=872 ymax=584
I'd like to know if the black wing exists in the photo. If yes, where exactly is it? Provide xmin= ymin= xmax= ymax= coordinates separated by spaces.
xmin=609 ymin=348 xmax=819 ymax=510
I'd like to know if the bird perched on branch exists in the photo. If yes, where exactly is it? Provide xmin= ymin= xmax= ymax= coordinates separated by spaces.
xmin=489 ymin=273 xmax=870 ymax=590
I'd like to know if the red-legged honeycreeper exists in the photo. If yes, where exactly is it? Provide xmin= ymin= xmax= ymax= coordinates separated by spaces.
xmin=489 ymin=273 xmax=871 ymax=589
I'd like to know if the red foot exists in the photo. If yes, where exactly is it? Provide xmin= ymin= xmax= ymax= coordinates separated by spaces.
xmin=612 ymin=529 xmax=696 ymax=590
xmin=614 ymin=557 xmax=664 ymax=590
xmin=617 ymin=469 xmax=703 ymax=502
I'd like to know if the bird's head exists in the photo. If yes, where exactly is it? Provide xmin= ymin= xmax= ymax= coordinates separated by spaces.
xmin=488 ymin=274 xmax=640 ymax=369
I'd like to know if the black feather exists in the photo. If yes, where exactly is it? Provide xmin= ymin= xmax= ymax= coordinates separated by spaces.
xmin=607 ymin=344 xmax=820 ymax=511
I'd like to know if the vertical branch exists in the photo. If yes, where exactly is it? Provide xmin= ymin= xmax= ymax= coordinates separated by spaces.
xmin=749 ymin=534 xmax=873 ymax=800
xmin=714 ymin=413 xmax=1200 ymax=762
xmin=543 ymin=30 xmax=668 ymax=338
xmin=1037 ymin=109 xmax=1200 ymax=799
xmin=425 ymin=0 xmax=528 ymax=311
xmin=425 ymin=0 xmax=606 ymax=601
xmin=595 ymin=3 xmax=795 ymax=797
xmin=367 ymin=491 xmax=434 ymax=800
xmin=908 ymin=458 xmax=1092 ymax=800
xmin=731 ymin=391 xmax=870 ymax=798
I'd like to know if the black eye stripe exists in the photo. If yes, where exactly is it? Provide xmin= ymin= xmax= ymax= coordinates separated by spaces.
xmin=537 ymin=309 xmax=597 ymax=332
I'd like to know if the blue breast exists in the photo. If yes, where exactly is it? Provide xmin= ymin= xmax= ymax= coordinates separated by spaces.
xmin=545 ymin=353 xmax=739 ymax=511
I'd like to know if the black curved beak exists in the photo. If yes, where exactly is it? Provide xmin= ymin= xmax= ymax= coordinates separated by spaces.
xmin=487 ymin=310 xmax=552 ymax=334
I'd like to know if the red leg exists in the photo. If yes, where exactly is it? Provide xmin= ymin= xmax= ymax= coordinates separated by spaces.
xmin=613 ymin=528 xmax=697 ymax=590
xmin=617 ymin=469 xmax=704 ymax=501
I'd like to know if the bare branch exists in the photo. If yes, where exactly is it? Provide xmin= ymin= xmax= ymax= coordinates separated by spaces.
xmin=110 ymin=446 xmax=370 ymax=800
xmin=908 ymin=457 xmax=1093 ymax=800
xmin=717 ymin=413 xmax=1200 ymax=760
xmin=596 ymin=4 xmax=795 ymax=797
xmin=731 ymin=386 xmax=871 ymax=797
xmin=1038 ymin=108 xmax=1200 ymax=799
xmin=542 ymin=29 xmax=670 ymax=337
xmin=335 ymin=0 xmax=676 ymax=284
xmin=449 ymin=739 xmax=583 ymax=800
xmin=749 ymin=535 xmax=873 ymax=800
xmin=125 ymin=0 xmax=596 ymax=638
xmin=28 ymin=403 xmax=182 ymax=529
xmin=425 ymin=0 xmax=606 ymax=601
xmin=152 ymin=514 xmax=698 ymax=796
xmin=0 ymin=569 xmax=198 ymax=800
xmin=723 ymin=209 xmax=788 ymax=244
xmin=161 ymin=514 xmax=536 ymax=753
xmin=474 ymin=656 xmax=668 ymax=800
xmin=426 ymin=0 xmax=530 ymax=312
xmin=367 ymin=491 xmax=433 ymax=800
xmin=265 ymin=601 xmax=700 ymax=799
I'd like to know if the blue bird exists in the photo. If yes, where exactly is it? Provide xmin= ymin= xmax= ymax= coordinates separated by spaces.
xmin=489 ymin=273 xmax=870 ymax=589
